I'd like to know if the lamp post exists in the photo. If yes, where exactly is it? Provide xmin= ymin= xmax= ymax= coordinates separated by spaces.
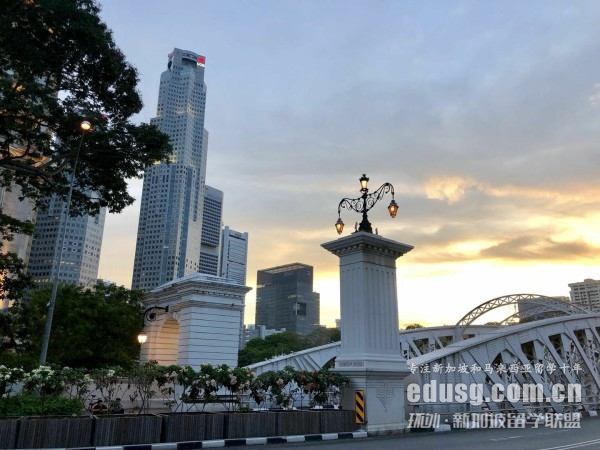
xmin=39 ymin=120 xmax=92 ymax=363
xmin=137 ymin=305 xmax=169 ymax=344
xmin=335 ymin=174 xmax=398 ymax=235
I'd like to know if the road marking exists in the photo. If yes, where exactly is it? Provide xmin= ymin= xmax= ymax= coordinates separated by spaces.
xmin=539 ymin=438 xmax=600 ymax=449
xmin=490 ymin=435 xmax=525 ymax=441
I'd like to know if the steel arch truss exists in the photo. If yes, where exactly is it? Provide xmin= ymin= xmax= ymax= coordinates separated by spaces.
xmin=455 ymin=294 xmax=589 ymax=339
xmin=407 ymin=314 xmax=600 ymax=417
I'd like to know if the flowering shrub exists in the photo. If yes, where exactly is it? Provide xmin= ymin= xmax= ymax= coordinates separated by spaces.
xmin=215 ymin=365 xmax=253 ymax=411
xmin=254 ymin=366 xmax=297 ymax=409
xmin=23 ymin=365 xmax=67 ymax=415
xmin=127 ymin=361 xmax=170 ymax=414
xmin=0 ymin=365 xmax=24 ymax=415
xmin=296 ymin=369 xmax=348 ymax=407
xmin=0 ymin=365 xmax=24 ymax=397
xmin=249 ymin=375 xmax=268 ymax=409
xmin=154 ymin=364 xmax=180 ymax=411
xmin=198 ymin=363 xmax=220 ymax=405
xmin=23 ymin=365 xmax=63 ymax=396
xmin=61 ymin=367 xmax=92 ymax=402
xmin=90 ymin=366 xmax=126 ymax=411
xmin=0 ymin=362 xmax=350 ymax=416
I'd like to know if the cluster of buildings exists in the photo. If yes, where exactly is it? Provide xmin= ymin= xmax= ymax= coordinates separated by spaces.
xmin=6 ymin=46 xmax=599 ymax=354
xmin=2 ymin=48 xmax=322 ymax=348
xmin=2 ymin=49 xmax=249 ymax=294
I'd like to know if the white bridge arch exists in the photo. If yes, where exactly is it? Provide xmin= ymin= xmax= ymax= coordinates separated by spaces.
xmin=248 ymin=294 xmax=600 ymax=415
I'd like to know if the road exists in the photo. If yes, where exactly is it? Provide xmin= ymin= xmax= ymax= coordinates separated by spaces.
xmin=264 ymin=418 xmax=600 ymax=450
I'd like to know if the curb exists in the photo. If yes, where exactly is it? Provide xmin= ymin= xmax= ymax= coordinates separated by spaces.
xmin=56 ymin=431 xmax=368 ymax=450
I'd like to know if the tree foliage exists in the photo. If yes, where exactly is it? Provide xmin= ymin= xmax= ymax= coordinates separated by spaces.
xmin=0 ymin=282 xmax=143 ymax=369
xmin=238 ymin=328 xmax=341 ymax=367
xmin=0 ymin=0 xmax=172 ymax=302
xmin=0 ymin=0 xmax=172 ymax=215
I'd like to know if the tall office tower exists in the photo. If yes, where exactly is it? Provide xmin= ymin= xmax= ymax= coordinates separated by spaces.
xmin=569 ymin=279 xmax=600 ymax=311
xmin=255 ymin=263 xmax=320 ymax=335
xmin=27 ymin=195 xmax=106 ymax=287
xmin=132 ymin=48 xmax=209 ymax=291
xmin=0 ymin=184 xmax=36 ymax=308
xmin=199 ymin=185 xmax=223 ymax=275
xmin=219 ymin=226 xmax=249 ymax=285
xmin=0 ymin=185 xmax=35 ymax=268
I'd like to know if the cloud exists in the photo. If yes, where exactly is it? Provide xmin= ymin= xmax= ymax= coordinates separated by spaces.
xmin=480 ymin=236 xmax=599 ymax=261
xmin=424 ymin=176 xmax=477 ymax=204
xmin=589 ymin=83 xmax=600 ymax=107
xmin=96 ymin=1 xmax=600 ymax=327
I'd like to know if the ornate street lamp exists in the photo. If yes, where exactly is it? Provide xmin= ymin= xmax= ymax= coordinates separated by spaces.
xmin=137 ymin=305 xmax=169 ymax=344
xmin=39 ymin=120 xmax=93 ymax=363
xmin=335 ymin=174 xmax=398 ymax=235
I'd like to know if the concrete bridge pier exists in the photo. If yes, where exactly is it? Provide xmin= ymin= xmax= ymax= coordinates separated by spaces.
xmin=322 ymin=231 xmax=413 ymax=434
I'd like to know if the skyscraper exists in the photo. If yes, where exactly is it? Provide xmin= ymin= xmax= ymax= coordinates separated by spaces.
xmin=199 ymin=185 xmax=223 ymax=276
xmin=255 ymin=263 xmax=320 ymax=335
xmin=27 ymin=195 xmax=106 ymax=287
xmin=0 ymin=184 xmax=36 ymax=308
xmin=219 ymin=226 xmax=249 ymax=285
xmin=0 ymin=185 xmax=35 ymax=269
xmin=132 ymin=48 xmax=209 ymax=291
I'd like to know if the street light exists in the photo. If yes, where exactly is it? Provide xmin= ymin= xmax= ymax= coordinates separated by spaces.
xmin=39 ymin=120 xmax=93 ymax=363
xmin=335 ymin=174 xmax=398 ymax=235
xmin=137 ymin=305 xmax=169 ymax=344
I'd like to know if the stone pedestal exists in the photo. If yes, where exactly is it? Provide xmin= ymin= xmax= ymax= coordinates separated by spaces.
xmin=322 ymin=231 xmax=413 ymax=434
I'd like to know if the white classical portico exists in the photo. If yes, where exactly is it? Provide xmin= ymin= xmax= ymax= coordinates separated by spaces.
xmin=139 ymin=273 xmax=251 ymax=367
xmin=322 ymin=231 xmax=413 ymax=434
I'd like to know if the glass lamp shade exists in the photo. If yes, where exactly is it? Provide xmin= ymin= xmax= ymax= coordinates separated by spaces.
xmin=335 ymin=218 xmax=344 ymax=234
xmin=388 ymin=199 xmax=399 ymax=218
xmin=137 ymin=333 xmax=148 ymax=344
xmin=359 ymin=174 xmax=369 ymax=190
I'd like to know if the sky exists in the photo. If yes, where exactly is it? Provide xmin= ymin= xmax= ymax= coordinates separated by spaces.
xmin=95 ymin=0 xmax=600 ymax=328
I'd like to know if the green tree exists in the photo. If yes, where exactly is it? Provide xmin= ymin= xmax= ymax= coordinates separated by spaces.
xmin=3 ymin=282 xmax=142 ymax=369
xmin=0 ymin=0 xmax=172 ymax=300
xmin=301 ymin=327 xmax=341 ymax=348
xmin=238 ymin=332 xmax=306 ymax=367
xmin=238 ymin=328 xmax=342 ymax=367
xmin=0 ymin=212 xmax=34 ymax=301
xmin=0 ymin=0 xmax=172 ymax=212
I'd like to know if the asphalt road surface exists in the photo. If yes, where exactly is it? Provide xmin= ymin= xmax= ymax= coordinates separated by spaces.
xmin=264 ymin=418 xmax=600 ymax=450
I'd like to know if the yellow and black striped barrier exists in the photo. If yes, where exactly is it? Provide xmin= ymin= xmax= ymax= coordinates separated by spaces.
xmin=355 ymin=389 xmax=365 ymax=424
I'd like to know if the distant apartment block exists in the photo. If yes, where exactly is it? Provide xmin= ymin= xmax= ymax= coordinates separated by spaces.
xmin=242 ymin=324 xmax=285 ymax=347
xmin=199 ymin=185 xmax=223 ymax=275
xmin=255 ymin=262 xmax=320 ymax=335
xmin=517 ymin=295 xmax=572 ymax=322
xmin=569 ymin=279 xmax=600 ymax=311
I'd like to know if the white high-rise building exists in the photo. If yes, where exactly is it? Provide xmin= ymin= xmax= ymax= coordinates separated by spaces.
xmin=219 ymin=226 xmax=248 ymax=285
xmin=132 ymin=48 xmax=209 ymax=291
xmin=28 ymin=195 xmax=106 ymax=287
xmin=569 ymin=278 xmax=600 ymax=311
xmin=199 ymin=185 xmax=223 ymax=276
